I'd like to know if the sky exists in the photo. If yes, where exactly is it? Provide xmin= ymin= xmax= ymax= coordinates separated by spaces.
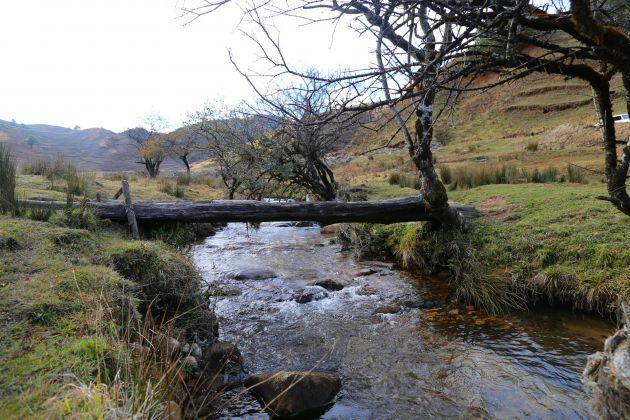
xmin=0 ymin=0 xmax=373 ymax=132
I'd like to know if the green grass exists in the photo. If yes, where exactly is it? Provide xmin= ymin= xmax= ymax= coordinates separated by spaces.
xmin=339 ymin=183 xmax=629 ymax=316
xmin=0 ymin=213 xmax=218 ymax=418
xmin=16 ymin=172 xmax=222 ymax=202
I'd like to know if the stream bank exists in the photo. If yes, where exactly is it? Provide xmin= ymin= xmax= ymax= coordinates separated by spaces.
xmin=193 ymin=222 xmax=615 ymax=418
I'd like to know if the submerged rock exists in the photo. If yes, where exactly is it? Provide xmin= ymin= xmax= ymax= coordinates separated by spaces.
xmin=292 ymin=286 xmax=329 ymax=303
xmin=191 ymin=343 xmax=203 ymax=358
xmin=199 ymin=341 xmax=244 ymax=392
xmin=309 ymin=279 xmax=345 ymax=291
xmin=232 ymin=268 xmax=277 ymax=280
xmin=583 ymin=325 xmax=630 ymax=419
xmin=201 ymin=341 xmax=243 ymax=373
xmin=354 ymin=268 xmax=378 ymax=277
xmin=374 ymin=304 xmax=401 ymax=314
xmin=245 ymin=371 xmax=341 ymax=417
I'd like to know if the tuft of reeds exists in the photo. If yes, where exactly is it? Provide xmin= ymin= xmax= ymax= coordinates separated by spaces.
xmin=388 ymin=171 xmax=421 ymax=189
xmin=160 ymin=179 xmax=186 ymax=198
xmin=525 ymin=141 xmax=539 ymax=152
xmin=0 ymin=143 xmax=17 ymax=214
xmin=566 ymin=164 xmax=587 ymax=184
xmin=442 ymin=164 xmax=562 ymax=190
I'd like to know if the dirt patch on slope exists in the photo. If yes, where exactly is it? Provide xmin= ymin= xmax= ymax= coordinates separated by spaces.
xmin=539 ymin=124 xmax=630 ymax=150
xmin=478 ymin=196 xmax=520 ymax=222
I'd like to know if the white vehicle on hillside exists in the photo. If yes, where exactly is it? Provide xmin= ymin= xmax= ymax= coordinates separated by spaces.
xmin=596 ymin=113 xmax=630 ymax=127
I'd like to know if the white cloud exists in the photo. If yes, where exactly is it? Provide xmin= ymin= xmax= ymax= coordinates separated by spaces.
xmin=0 ymin=0 xmax=373 ymax=131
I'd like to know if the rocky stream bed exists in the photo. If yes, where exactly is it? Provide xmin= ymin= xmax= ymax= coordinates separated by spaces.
xmin=192 ymin=222 xmax=616 ymax=419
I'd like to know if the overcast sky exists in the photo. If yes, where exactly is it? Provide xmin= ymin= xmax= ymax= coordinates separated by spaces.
xmin=0 ymin=0 xmax=373 ymax=132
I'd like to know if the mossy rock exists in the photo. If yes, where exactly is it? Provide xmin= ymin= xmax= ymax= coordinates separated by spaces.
xmin=107 ymin=241 xmax=218 ymax=341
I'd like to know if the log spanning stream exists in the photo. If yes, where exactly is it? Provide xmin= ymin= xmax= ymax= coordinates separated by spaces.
xmin=192 ymin=222 xmax=613 ymax=418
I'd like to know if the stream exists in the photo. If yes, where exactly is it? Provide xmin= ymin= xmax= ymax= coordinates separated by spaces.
xmin=192 ymin=222 xmax=614 ymax=419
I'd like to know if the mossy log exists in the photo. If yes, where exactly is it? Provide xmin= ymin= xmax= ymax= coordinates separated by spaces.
xmin=19 ymin=197 xmax=477 ymax=224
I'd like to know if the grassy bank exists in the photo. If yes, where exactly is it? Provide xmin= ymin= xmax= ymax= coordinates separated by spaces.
xmin=0 ymin=210 xmax=219 ymax=418
xmin=339 ymin=183 xmax=629 ymax=316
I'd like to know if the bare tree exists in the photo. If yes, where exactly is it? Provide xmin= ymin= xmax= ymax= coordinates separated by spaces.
xmin=256 ymin=74 xmax=356 ymax=201
xmin=185 ymin=0 xmax=630 ymax=217
xmin=162 ymin=126 xmax=204 ymax=175
xmin=127 ymin=115 xmax=168 ymax=178
xmin=422 ymin=0 xmax=630 ymax=215
xmin=184 ymin=1 xmax=469 ymax=226
xmin=191 ymin=105 xmax=272 ymax=199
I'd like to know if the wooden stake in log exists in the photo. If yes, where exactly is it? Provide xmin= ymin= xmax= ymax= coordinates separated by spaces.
xmin=19 ymin=196 xmax=477 ymax=225
xmin=121 ymin=180 xmax=139 ymax=240
xmin=112 ymin=187 xmax=123 ymax=200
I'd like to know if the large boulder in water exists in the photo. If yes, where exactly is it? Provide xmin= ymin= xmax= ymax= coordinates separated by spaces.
xmin=291 ymin=286 xmax=328 ymax=303
xmin=308 ymin=279 xmax=345 ymax=291
xmin=245 ymin=371 xmax=341 ymax=417
xmin=231 ymin=268 xmax=277 ymax=280
xmin=583 ymin=325 xmax=630 ymax=419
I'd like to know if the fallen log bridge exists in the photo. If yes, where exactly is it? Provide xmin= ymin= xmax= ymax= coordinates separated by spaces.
xmin=19 ymin=197 xmax=477 ymax=225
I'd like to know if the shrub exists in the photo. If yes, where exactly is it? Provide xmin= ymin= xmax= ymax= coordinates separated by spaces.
xmin=26 ymin=208 xmax=53 ymax=222
xmin=339 ymin=223 xmax=522 ymax=313
xmin=176 ymin=172 xmax=191 ymax=185
xmin=0 ymin=143 xmax=17 ymax=214
xmin=159 ymin=179 xmax=186 ymax=198
xmin=524 ymin=166 xmax=558 ymax=183
xmin=143 ymin=221 xmax=217 ymax=250
xmin=438 ymin=165 xmax=452 ymax=185
xmin=65 ymin=165 xmax=88 ymax=196
xmin=388 ymin=171 xmax=421 ymax=189
xmin=445 ymin=164 xmax=562 ymax=189
xmin=525 ymin=141 xmax=539 ymax=152
xmin=107 ymin=241 xmax=218 ymax=341
xmin=51 ymin=202 xmax=100 ymax=231
xmin=21 ymin=159 xmax=51 ymax=176
xmin=566 ymin=164 xmax=586 ymax=183
xmin=388 ymin=172 xmax=402 ymax=185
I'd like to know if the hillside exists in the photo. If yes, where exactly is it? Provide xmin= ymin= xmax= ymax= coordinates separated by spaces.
xmin=333 ymin=71 xmax=629 ymax=193
xmin=0 ymin=119 xmax=144 ymax=171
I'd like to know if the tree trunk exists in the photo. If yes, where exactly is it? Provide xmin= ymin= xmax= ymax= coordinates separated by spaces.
xmin=145 ymin=159 xmax=161 ymax=178
xmin=409 ymin=85 xmax=466 ymax=228
xmin=19 ymin=197 xmax=477 ymax=225
xmin=181 ymin=155 xmax=191 ymax=175
xmin=593 ymin=80 xmax=630 ymax=215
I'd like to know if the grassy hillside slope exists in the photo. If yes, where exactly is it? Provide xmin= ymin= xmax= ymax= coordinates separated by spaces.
xmin=332 ymin=72 xmax=630 ymax=316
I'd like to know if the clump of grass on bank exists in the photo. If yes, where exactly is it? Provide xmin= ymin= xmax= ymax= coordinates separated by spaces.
xmin=339 ymin=184 xmax=629 ymax=316
xmin=397 ymin=163 xmax=568 ymax=193
xmin=0 ymin=209 xmax=219 ymax=417
xmin=388 ymin=172 xmax=421 ymax=189
xmin=0 ymin=143 xmax=17 ymax=215
xmin=338 ymin=223 xmax=522 ymax=314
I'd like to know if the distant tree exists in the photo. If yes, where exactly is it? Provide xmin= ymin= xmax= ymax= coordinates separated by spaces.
xmin=73 ymin=125 xmax=80 ymax=130
xmin=127 ymin=115 xmax=168 ymax=178
xmin=25 ymin=135 xmax=37 ymax=149
xmin=192 ymin=105 xmax=272 ymax=199
xmin=257 ymin=75 xmax=354 ymax=201
xmin=10 ymin=119 xmax=16 ymax=126
xmin=162 ymin=126 xmax=204 ymax=175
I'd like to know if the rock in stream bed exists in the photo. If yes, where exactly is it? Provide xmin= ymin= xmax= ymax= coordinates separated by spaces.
xmin=584 ymin=324 xmax=630 ymax=419
xmin=291 ymin=286 xmax=329 ymax=303
xmin=245 ymin=371 xmax=342 ymax=417
xmin=231 ymin=268 xmax=277 ymax=280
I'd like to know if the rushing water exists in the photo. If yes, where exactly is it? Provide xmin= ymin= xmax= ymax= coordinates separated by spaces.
xmin=192 ymin=222 xmax=614 ymax=419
